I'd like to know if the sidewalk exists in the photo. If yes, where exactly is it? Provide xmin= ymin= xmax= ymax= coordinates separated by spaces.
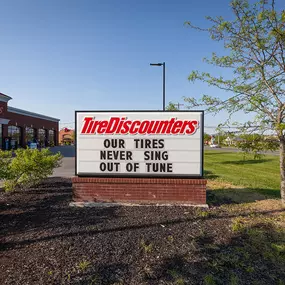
xmin=51 ymin=157 xmax=75 ymax=178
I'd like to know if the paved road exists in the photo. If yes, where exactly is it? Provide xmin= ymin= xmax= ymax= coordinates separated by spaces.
xmin=205 ymin=146 xmax=279 ymax=156
xmin=50 ymin=145 xmax=75 ymax=157
xmin=50 ymin=146 xmax=75 ymax=178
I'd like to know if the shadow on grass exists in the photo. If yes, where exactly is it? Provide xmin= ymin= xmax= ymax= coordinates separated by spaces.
xmin=204 ymin=170 xmax=219 ymax=179
xmin=221 ymin=158 xmax=274 ymax=165
xmin=204 ymin=151 xmax=236 ymax=155
xmin=207 ymin=187 xmax=280 ymax=206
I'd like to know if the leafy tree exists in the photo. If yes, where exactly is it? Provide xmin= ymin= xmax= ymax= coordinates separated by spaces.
xmin=237 ymin=133 xmax=279 ymax=159
xmin=184 ymin=0 xmax=285 ymax=204
xmin=166 ymin=102 xmax=179 ymax=110
xmin=204 ymin=133 xmax=212 ymax=143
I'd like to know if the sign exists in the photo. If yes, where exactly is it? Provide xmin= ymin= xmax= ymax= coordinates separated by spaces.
xmin=76 ymin=111 xmax=204 ymax=177
xmin=0 ymin=106 xmax=4 ymax=115
xmin=29 ymin=143 xmax=38 ymax=149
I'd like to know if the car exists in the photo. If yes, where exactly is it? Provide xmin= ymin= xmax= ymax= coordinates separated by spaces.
xmin=209 ymin=144 xmax=221 ymax=148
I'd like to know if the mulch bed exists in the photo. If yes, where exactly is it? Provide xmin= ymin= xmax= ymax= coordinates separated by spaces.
xmin=0 ymin=178 xmax=284 ymax=285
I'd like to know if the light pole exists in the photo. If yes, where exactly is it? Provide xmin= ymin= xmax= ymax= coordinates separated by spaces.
xmin=150 ymin=62 xmax=165 ymax=111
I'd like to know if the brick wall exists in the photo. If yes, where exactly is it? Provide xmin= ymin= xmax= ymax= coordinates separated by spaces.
xmin=72 ymin=177 xmax=207 ymax=205
xmin=0 ymin=101 xmax=7 ymax=118
xmin=6 ymin=112 xmax=58 ymax=133
xmin=59 ymin=129 xmax=74 ymax=144
xmin=1 ymin=110 xmax=59 ymax=148
xmin=1 ymin=93 xmax=59 ymax=149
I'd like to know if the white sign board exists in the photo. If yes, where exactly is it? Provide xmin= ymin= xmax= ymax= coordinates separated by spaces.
xmin=76 ymin=111 xmax=204 ymax=177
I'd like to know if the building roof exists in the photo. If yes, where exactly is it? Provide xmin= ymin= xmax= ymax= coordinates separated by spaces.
xmin=0 ymin=92 xmax=12 ymax=102
xmin=1 ymin=91 xmax=60 ymax=122
xmin=8 ymin=106 xmax=60 ymax=123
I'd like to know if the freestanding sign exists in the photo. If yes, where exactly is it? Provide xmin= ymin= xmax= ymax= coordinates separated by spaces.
xmin=75 ymin=111 xmax=204 ymax=178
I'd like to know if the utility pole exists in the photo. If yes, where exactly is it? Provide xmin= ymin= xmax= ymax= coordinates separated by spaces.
xmin=175 ymin=102 xmax=184 ymax=110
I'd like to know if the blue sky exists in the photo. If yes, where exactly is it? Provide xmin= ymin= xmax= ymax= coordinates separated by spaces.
xmin=0 ymin=0 xmax=266 ymax=133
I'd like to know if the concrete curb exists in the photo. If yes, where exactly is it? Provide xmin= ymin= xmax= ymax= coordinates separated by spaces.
xmin=69 ymin=202 xmax=209 ymax=208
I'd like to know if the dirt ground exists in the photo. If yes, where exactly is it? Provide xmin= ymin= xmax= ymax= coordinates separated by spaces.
xmin=1 ymin=178 xmax=284 ymax=285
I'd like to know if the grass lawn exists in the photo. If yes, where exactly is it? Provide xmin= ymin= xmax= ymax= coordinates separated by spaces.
xmin=204 ymin=150 xmax=280 ymax=200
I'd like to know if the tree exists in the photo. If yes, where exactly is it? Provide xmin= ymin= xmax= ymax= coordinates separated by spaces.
xmin=204 ymin=133 xmax=212 ymax=143
xmin=184 ymin=0 xmax=285 ymax=204
xmin=166 ymin=102 xmax=179 ymax=111
xmin=236 ymin=133 xmax=279 ymax=159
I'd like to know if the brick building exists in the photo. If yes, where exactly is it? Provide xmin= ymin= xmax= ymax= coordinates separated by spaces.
xmin=0 ymin=92 xmax=60 ymax=150
xmin=59 ymin=128 xmax=75 ymax=145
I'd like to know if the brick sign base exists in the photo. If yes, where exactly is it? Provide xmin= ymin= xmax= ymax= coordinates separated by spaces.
xmin=72 ymin=177 xmax=207 ymax=206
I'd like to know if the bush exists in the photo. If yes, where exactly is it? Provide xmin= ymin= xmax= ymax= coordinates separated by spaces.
xmin=0 ymin=150 xmax=13 ymax=180
xmin=0 ymin=148 xmax=62 ymax=192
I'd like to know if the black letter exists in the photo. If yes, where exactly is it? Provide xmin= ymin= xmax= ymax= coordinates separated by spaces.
xmin=167 ymin=163 xmax=173 ymax=172
xmin=119 ymin=139 xmax=125 ymax=148
xmin=145 ymin=139 xmax=151 ymax=148
xmin=158 ymin=139 xmax=164 ymax=148
xmin=100 ymin=162 xmax=106 ymax=171
xmin=144 ymin=151 xmax=150 ymax=161
xmin=162 ymin=151 xmax=168 ymax=160
xmin=100 ymin=151 xmax=106 ymax=160
xmin=134 ymin=139 xmax=139 ymax=148
xmin=114 ymin=162 xmax=120 ymax=171
xmin=134 ymin=163 xmax=139 ymax=172
xmin=126 ymin=163 xmax=133 ymax=172
xmin=126 ymin=151 xmax=133 ymax=160
xmin=146 ymin=163 xmax=151 ymax=172
xmin=104 ymin=139 xmax=110 ymax=148
xmin=153 ymin=139 xmax=158 ymax=148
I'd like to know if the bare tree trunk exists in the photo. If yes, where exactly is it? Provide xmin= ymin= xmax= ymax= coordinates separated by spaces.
xmin=280 ymin=137 xmax=285 ymax=206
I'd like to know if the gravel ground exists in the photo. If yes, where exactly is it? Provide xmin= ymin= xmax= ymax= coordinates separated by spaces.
xmin=0 ymin=178 xmax=284 ymax=285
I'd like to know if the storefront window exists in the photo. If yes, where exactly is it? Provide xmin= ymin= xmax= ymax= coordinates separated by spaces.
xmin=8 ymin=125 xmax=22 ymax=146
xmin=25 ymin=127 xmax=35 ymax=144
xmin=38 ymin=129 xmax=46 ymax=147
xmin=49 ymin=130 xmax=55 ymax=146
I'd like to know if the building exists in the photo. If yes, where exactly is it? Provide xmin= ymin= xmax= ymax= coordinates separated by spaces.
xmin=59 ymin=128 xmax=74 ymax=145
xmin=0 ymin=92 xmax=60 ymax=150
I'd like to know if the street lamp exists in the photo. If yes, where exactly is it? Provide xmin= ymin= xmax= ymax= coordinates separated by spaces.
xmin=150 ymin=62 xmax=165 ymax=111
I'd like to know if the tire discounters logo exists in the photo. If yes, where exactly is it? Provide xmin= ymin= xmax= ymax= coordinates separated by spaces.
xmin=81 ymin=117 xmax=199 ymax=135
xmin=76 ymin=111 xmax=204 ymax=177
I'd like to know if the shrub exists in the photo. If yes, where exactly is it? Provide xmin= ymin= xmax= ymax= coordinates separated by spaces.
xmin=1 ymin=148 xmax=62 ymax=192
xmin=0 ymin=150 xmax=13 ymax=180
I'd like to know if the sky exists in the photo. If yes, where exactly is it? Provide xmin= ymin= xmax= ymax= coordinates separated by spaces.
xmin=0 ymin=0 xmax=276 ymax=133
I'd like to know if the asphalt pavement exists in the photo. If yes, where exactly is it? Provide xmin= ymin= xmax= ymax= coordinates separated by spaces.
xmin=50 ymin=146 xmax=75 ymax=178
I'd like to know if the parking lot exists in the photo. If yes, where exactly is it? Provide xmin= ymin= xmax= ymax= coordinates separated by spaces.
xmin=50 ymin=146 xmax=75 ymax=178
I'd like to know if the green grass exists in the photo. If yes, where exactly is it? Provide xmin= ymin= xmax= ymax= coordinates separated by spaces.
xmin=204 ymin=150 xmax=280 ymax=197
